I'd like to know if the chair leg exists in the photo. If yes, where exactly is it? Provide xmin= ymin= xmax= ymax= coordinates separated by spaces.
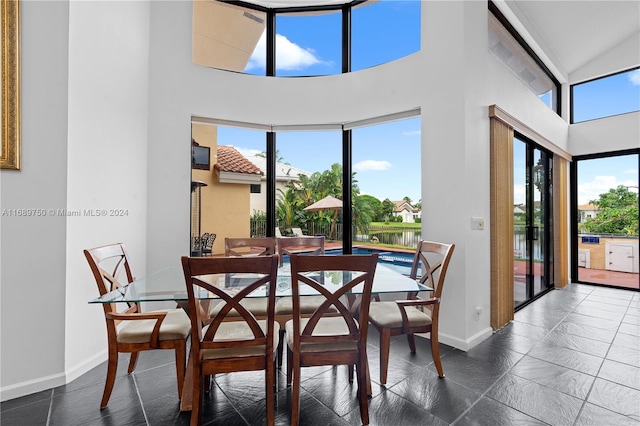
xmin=277 ymin=329 xmax=285 ymax=368
xmin=127 ymin=352 xmax=139 ymax=374
xmin=430 ymin=330 xmax=445 ymax=378
xmin=379 ymin=329 xmax=391 ymax=386
xmin=174 ymin=341 xmax=186 ymax=400
xmin=190 ymin=369 xmax=202 ymax=426
xmin=291 ymin=355 xmax=301 ymax=426
xmin=286 ymin=347 xmax=293 ymax=386
xmin=356 ymin=356 xmax=370 ymax=425
xmin=266 ymin=355 xmax=275 ymax=426
xmin=100 ymin=348 xmax=119 ymax=409
xmin=406 ymin=333 xmax=417 ymax=353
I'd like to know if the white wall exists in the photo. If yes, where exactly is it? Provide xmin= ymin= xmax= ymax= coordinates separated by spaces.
xmin=0 ymin=0 xmax=70 ymax=400
xmin=64 ymin=1 xmax=151 ymax=380
xmin=569 ymin=112 xmax=640 ymax=157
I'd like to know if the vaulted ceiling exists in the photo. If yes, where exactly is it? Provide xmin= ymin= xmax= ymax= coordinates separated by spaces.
xmin=505 ymin=0 xmax=639 ymax=81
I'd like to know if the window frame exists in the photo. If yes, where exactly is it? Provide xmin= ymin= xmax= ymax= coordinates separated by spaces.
xmin=569 ymin=66 xmax=640 ymax=124
xmin=488 ymin=1 xmax=561 ymax=115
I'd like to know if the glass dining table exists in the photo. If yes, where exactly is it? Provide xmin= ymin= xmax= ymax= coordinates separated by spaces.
xmin=89 ymin=262 xmax=431 ymax=304
xmin=89 ymin=261 xmax=432 ymax=411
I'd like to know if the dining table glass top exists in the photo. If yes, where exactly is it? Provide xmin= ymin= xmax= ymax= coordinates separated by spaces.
xmin=88 ymin=262 xmax=432 ymax=304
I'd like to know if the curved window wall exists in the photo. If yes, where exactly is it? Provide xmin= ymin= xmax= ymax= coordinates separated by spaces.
xmin=192 ymin=0 xmax=420 ymax=76
xmin=190 ymin=113 xmax=421 ymax=255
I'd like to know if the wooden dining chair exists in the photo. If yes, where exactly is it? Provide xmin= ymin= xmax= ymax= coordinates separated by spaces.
xmin=225 ymin=237 xmax=276 ymax=257
xmin=181 ymin=255 xmax=279 ymax=426
xmin=84 ymin=243 xmax=191 ymax=409
xmin=286 ymin=253 xmax=378 ymax=426
xmin=276 ymin=236 xmax=324 ymax=266
xmin=367 ymin=241 xmax=455 ymax=385
xmin=207 ymin=237 xmax=277 ymax=322
xmin=274 ymin=236 xmax=334 ymax=367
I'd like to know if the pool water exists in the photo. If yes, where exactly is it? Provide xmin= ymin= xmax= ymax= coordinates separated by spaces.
xmin=326 ymin=247 xmax=416 ymax=276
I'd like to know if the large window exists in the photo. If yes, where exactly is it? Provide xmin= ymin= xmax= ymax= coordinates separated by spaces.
xmin=275 ymin=12 xmax=341 ymax=77
xmin=192 ymin=0 xmax=420 ymax=76
xmin=571 ymin=68 xmax=640 ymax=123
xmin=572 ymin=151 xmax=639 ymax=289
xmin=352 ymin=0 xmax=420 ymax=71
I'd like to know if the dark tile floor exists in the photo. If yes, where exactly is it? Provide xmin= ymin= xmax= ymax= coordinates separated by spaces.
xmin=2 ymin=283 xmax=639 ymax=426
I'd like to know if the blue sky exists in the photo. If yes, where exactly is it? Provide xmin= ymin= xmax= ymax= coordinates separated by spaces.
xmin=213 ymin=1 xmax=638 ymax=207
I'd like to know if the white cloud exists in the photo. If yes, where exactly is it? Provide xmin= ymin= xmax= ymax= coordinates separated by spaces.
xmin=246 ymin=32 xmax=329 ymax=71
xmin=354 ymin=160 xmax=392 ymax=172
xmin=233 ymin=146 xmax=263 ymax=157
xmin=513 ymin=184 xmax=526 ymax=205
xmin=402 ymin=130 xmax=421 ymax=136
xmin=629 ymin=69 xmax=640 ymax=86
xmin=578 ymin=175 xmax=637 ymax=205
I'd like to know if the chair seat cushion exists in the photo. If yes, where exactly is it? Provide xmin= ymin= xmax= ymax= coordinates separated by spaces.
xmin=117 ymin=308 xmax=191 ymax=344
xmin=285 ymin=317 xmax=357 ymax=353
xmin=201 ymin=320 xmax=280 ymax=359
xmin=275 ymin=295 xmax=338 ymax=316
xmin=210 ymin=298 xmax=269 ymax=318
xmin=368 ymin=301 xmax=432 ymax=328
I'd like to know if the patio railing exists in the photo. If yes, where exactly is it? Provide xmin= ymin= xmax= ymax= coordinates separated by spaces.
xmin=250 ymin=220 xmax=423 ymax=249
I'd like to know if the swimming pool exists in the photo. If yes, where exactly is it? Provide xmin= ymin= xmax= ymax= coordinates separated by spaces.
xmin=326 ymin=247 xmax=416 ymax=276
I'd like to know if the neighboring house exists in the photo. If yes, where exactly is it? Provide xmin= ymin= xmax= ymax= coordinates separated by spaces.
xmin=392 ymin=200 xmax=421 ymax=223
xmin=578 ymin=203 xmax=600 ymax=222
xmin=246 ymin=155 xmax=311 ymax=215
xmin=192 ymin=143 xmax=263 ymax=253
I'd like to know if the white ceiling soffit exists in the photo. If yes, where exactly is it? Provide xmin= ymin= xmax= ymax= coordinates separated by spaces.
xmin=192 ymin=108 xmax=420 ymax=132
xmin=236 ymin=0 xmax=362 ymax=9
xmin=502 ymin=0 xmax=640 ymax=82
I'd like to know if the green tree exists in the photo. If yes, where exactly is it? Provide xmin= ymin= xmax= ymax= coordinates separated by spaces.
xmin=584 ymin=185 xmax=638 ymax=235
xmin=358 ymin=195 xmax=383 ymax=221
xmin=381 ymin=199 xmax=395 ymax=222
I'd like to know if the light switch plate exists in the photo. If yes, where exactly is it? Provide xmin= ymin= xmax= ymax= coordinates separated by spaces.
xmin=471 ymin=217 xmax=485 ymax=230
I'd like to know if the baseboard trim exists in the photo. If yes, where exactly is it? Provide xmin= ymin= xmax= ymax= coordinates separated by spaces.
xmin=65 ymin=350 xmax=108 ymax=383
xmin=0 ymin=350 xmax=107 ymax=402
xmin=0 ymin=372 xmax=65 ymax=402
xmin=418 ymin=327 xmax=494 ymax=352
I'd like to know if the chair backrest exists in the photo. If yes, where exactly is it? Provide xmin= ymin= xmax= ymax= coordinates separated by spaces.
xmin=225 ymin=237 xmax=276 ymax=257
xmin=277 ymin=236 xmax=324 ymax=266
xmin=204 ymin=233 xmax=217 ymax=249
xmin=291 ymin=227 xmax=305 ymax=237
xmin=84 ymin=243 xmax=138 ymax=322
xmin=289 ymin=254 xmax=378 ymax=349
xmin=181 ymin=255 xmax=279 ymax=356
xmin=409 ymin=240 xmax=455 ymax=299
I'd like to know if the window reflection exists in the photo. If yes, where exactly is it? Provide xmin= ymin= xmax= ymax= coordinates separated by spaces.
xmin=192 ymin=0 xmax=421 ymax=76
xmin=192 ymin=1 xmax=265 ymax=74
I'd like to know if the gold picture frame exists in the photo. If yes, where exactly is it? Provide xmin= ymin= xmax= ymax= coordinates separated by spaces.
xmin=1 ymin=0 xmax=20 ymax=170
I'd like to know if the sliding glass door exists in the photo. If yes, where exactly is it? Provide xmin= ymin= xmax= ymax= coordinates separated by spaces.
xmin=514 ymin=135 xmax=554 ymax=307
xmin=573 ymin=151 xmax=639 ymax=289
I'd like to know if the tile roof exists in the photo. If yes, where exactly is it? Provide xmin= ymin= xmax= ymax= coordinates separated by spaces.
xmin=393 ymin=200 xmax=418 ymax=212
xmin=214 ymin=146 xmax=263 ymax=175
